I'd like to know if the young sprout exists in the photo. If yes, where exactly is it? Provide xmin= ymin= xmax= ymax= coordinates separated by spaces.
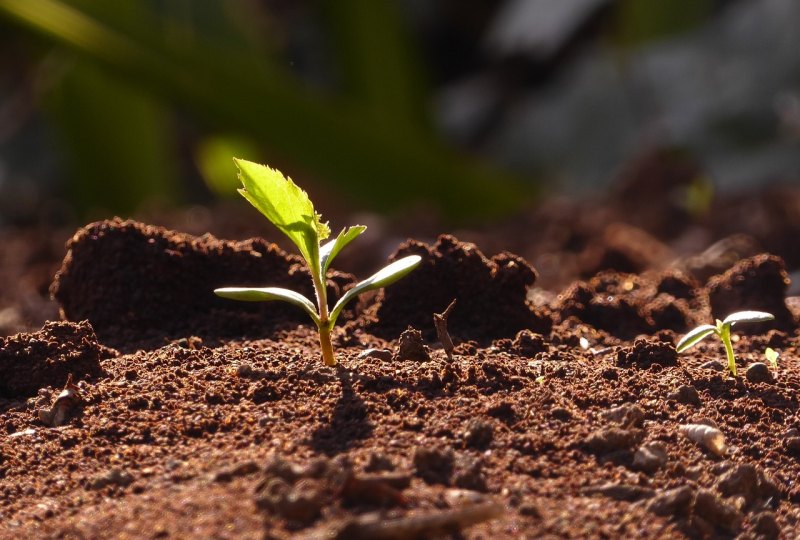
xmin=764 ymin=347 xmax=779 ymax=370
xmin=675 ymin=311 xmax=775 ymax=376
xmin=214 ymin=159 xmax=421 ymax=366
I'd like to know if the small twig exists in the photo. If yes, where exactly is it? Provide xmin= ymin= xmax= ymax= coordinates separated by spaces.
xmin=433 ymin=299 xmax=457 ymax=361
xmin=328 ymin=502 xmax=505 ymax=540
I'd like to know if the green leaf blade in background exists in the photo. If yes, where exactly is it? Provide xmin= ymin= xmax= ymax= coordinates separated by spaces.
xmin=0 ymin=0 xmax=535 ymax=221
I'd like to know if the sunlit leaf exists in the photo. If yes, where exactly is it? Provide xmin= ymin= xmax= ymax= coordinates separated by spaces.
xmin=676 ymin=324 xmax=718 ymax=353
xmin=722 ymin=311 xmax=775 ymax=327
xmin=329 ymin=255 xmax=421 ymax=325
xmin=214 ymin=286 xmax=320 ymax=326
xmin=320 ymin=225 xmax=366 ymax=275
xmin=234 ymin=158 xmax=330 ymax=273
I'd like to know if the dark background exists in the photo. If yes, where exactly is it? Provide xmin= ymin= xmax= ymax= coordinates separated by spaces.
xmin=1 ymin=0 xmax=799 ymax=225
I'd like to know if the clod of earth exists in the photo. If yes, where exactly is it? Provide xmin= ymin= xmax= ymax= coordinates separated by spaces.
xmin=0 ymin=320 xmax=105 ymax=398
xmin=706 ymin=254 xmax=796 ymax=331
xmin=51 ymin=219 xmax=356 ymax=347
xmin=362 ymin=234 xmax=551 ymax=342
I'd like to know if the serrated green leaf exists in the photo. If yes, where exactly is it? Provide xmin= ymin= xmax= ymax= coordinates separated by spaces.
xmin=320 ymin=225 xmax=366 ymax=275
xmin=329 ymin=255 xmax=421 ymax=326
xmin=722 ymin=311 xmax=775 ymax=327
xmin=676 ymin=324 xmax=718 ymax=353
xmin=234 ymin=159 xmax=330 ymax=273
xmin=214 ymin=286 xmax=320 ymax=326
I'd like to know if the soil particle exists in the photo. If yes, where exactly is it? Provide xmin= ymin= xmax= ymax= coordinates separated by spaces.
xmin=364 ymin=234 xmax=551 ymax=342
xmin=326 ymin=501 xmax=505 ymax=540
xmin=393 ymin=326 xmax=430 ymax=361
xmin=668 ymin=384 xmax=702 ymax=406
xmin=646 ymin=485 xmax=694 ymax=517
xmin=0 ymin=320 xmax=105 ymax=398
xmin=452 ymin=456 xmax=487 ymax=492
xmin=50 ymin=219 xmax=355 ymax=347
xmin=706 ymin=254 xmax=795 ymax=331
xmin=752 ymin=511 xmax=781 ymax=539
xmin=413 ymin=446 xmax=454 ymax=485
xmin=600 ymin=403 xmax=645 ymax=428
xmin=617 ymin=339 xmax=677 ymax=369
xmin=632 ymin=441 xmax=668 ymax=473
xmin=512 ymin=329 xmax=548 ymax=357
xmin=211 ymin=460 xmax=259 ymax=483
xmin=583 ymin=483 xmax=655 ymax=502
xmin=701 ymin=359 xmax=726 ymax=372
xmin=693 ymin=488 xmax=743 ymax=534
xmin=357 ymin=348 xmax=394 ymax=362
xmin=551 ymin=407 xmax=573 ymax=422
xmin=463 ymin=418 xmax=494 ymax=449
xmin=745 ymin=362 xmax=775 ymax=384
xmin=715 ymin=463 xmax=782 ymax=507
xmin=583 ymin=427 xmax=644 ymax=455
xmin=88 ymin=468 xmax=134 ymax=490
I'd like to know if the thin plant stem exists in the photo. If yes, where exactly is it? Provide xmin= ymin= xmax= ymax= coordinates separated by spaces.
xmin=720 ymin=325 xmax=736 ymax=376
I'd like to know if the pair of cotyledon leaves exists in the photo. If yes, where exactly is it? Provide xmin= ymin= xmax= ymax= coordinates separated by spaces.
xmin=214 ymin=159 xmax=421 ymax=328
xmin=676 ymin=310 xmax=775 ymax=353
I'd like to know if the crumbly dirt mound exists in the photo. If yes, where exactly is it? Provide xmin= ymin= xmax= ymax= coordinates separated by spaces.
xmin=362 ymin=234 xmax=551 ymax=342
xmin=617 ymin=339 xmax=678 ymax=369
xmin=706 ymin=254 xmax=795 ymax=331
xmin=51 ymin=219 xmax=355 ymax=348
xmin=552 ymin=271 xmax=697 ymax=340
xmin=3 ymin=324 xmax=799 ymax=538
xmin=0 ymin=320 xmax=106 ymax=398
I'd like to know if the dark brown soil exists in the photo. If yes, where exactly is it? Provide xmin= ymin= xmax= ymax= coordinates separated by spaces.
xmin=51 ymin=219 xmax=356 ymax=349
xmin=3 ymin=209 xmax=800 ymax=539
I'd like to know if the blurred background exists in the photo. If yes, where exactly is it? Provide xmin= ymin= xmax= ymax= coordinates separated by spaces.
xmin=2 ymin=0 xmax=800 ymax=334
xmin=1 ymin=0 xmax=799 ymax=224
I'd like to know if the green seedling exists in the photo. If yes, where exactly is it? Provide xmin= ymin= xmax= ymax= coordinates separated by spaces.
xmin=765 ymin=347 xmax=779 ymax=370
xmin=215 ymin=159 xmax=422 ymax=366
xmin=675 ymin=311 xmax=775 ymax=376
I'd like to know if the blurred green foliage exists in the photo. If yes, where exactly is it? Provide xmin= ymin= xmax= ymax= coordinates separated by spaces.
xmin=0 ymin=0 xmax=728 ymax=221
xmin=0 ymin=0 xmax=531 ymax=220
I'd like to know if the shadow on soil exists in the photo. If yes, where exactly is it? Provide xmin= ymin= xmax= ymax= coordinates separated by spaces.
xmin=308 ymin=369 xmax=373 ymax=455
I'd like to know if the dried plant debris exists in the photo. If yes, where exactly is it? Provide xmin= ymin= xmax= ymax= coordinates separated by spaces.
xmin=679 ymin=424 xmax=728 ymax=457
xmin=257 ymin=454 xmax=503 ymax=539
xmin=433 ymin=298 xmax=457 ymax=360
xmin=315 ymin=502 xmax=506 ymax=540
xmin=37 ymin=374 xmax=83 ymax=427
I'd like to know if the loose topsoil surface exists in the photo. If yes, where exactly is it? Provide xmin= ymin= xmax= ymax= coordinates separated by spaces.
xmin=4 ymin=184 xmax=800 ymax=539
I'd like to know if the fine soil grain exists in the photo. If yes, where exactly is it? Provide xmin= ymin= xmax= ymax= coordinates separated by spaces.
xmin=2 ymin=218 xmax=800 ymax=539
